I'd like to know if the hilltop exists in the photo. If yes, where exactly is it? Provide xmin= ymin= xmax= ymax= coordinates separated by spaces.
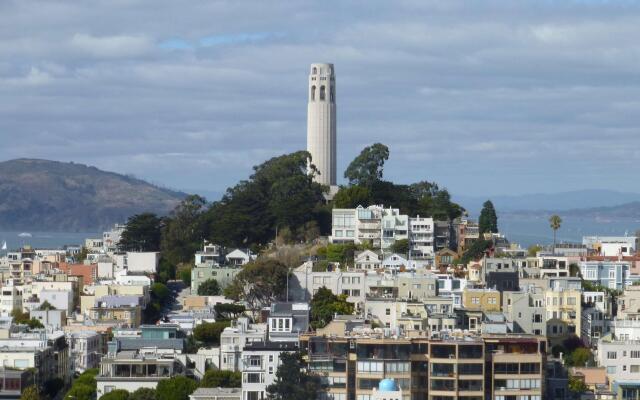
xmin=0 ymin=159 xmax=186 ymax=231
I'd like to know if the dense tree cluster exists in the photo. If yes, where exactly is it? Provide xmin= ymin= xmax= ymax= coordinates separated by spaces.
xmin=200 ymin=370 xmax=241 ymax=388
xmin=310 ymin=287 xmax=355 ymax=329
xmin=266 ymin=352 xmax=321 ymax=400
xmin=224 ymin=258 xmax=289 ymax=315
xmin=197 ymin=278 xmax=221 ymax=296
xmin=193 ymin=321 xmax=231 ymax=346
xmin=335 ymin=144 xmax=464 ymax=220
xmin=64 ymin=368 xmax=98 ymax=400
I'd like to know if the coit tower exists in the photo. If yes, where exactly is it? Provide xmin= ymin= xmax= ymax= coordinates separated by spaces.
xmin=306 ymin=63 xmax=336 ymax=186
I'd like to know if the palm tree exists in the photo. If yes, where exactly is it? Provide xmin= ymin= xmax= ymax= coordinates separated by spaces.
xmin=549 ymin=215 xmax=562 ymax=254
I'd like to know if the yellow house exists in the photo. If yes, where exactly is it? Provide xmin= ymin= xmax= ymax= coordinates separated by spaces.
xmin=545 ymin=288 xmax=581 ymax=345
xmin=463 ymin=288 xmax=501 ymax=312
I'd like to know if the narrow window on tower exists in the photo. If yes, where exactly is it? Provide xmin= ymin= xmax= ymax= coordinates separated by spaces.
xmin=320 ymin=85 xmax=326 ymax=101
xmin=312 ymin=67 xmax=317 ymax=74
xmin=330 ymin=86 xmax=335 ymax=102
xmin=311 ymin=86 xmax=316 ymax=101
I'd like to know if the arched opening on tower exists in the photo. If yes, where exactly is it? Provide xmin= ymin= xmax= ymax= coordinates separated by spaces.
xmin=311 ymin=85 xmax=316 ymax=101
xmin=320 ymin=85 xmax=326 ymax=101
xmin=312 ymin=67 xmax=317 ymax=74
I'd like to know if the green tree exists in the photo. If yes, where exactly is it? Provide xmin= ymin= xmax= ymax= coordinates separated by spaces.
xmin=324 ymin=243 xmax=358 ymax=265
xmin=64 ymin=368 xmax=98 ymax=400
xmin=76 ymin=246 xmax=89 ymax=263
xmin=478 ymin=200 xmax=498 ymax=234
xmin=27 ymin=318 xmax=44 ymax=330
xmin=11 ymin=308 xmax=30 ymax=324
xmin=213 ymin=303 xmax=246 ymax=320
xmin=266 ymin=352 xmax=322 ymax=400
xmin=390 ymin=239 xmax=409 ymax=255
xmin=527 ymin=244 xmax=542 ymax=257
xmin=224 ymin=259 xmax=289 ymax=315
xmin=568 ymin=376 xmax=589 ymax=394
xmin=129 ymin=388 xmax=157 ymax=400
xmin=100 ymin=390 xmax=130 ymax=400
xmin=549 ymin=215 xmax=562 ymax=254
xmin=161 ymin=195 xmax=209 ymax=265
xmin=193 ymin=321 xmax=231 ymax=346
xmin=180 ymin=267 xmax=192 ymax=286
xmin=332 ymin=186 xmax=372 ymax=208
xmin=460 ymin=239 xmax=492 ymax=265
xmin=197 ymin=279 xmax=221 ymax=296
xmin=21 ymin=385 xmax=40 ymax=400
xmin=157 ymin=257 xmax=177 ymax=283
xmin=39 ymin=300 xmax=56 ymax=310
xmin=344 ymin=143 xmax=390 ymax=186
xmin=310 ymin=287 xmax=355 ymax=329
xmin=209 ymin=151 xmax=326 ymax=247
xmin=43 ymin=378 xmax=64 ymax=399
xmin=119 ymin=213 xmax=163 ymax=251
xmin=200 ymin=370 xmax=241 ymax=388
xmin=151 ymin=283 xmax=171 ymax=305
xmin=156 ymin=376 xmax=198 ymax=400
xmin=566 ymin=347 xmax=592 ymax=367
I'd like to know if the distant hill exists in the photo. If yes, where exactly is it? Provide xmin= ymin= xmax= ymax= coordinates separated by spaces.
xmin=502 ymin=201 xmax=640 ymax=220
xmin=0 ymin=159 xmax=187 ymax=231
xmin=455 ymin=189 xmax=640 ymax=216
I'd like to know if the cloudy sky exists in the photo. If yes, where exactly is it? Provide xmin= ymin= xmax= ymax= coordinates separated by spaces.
xmin=1 ymin=0 xmax=639 ymax=200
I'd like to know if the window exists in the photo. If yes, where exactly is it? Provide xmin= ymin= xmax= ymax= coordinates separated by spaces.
xmin=631 ymin=351 xmax=640 ymax=359
xmin=631 ymin=365 xmax=640 ymax=373
xmin=607 ymin=351 xmax=617 ymax=360
xmin=567 ymin=297 xmax=576 ymax=305
xmin=320 ymin=86 xmax=326 ymax=101
xmin=607 ymin=366 xmax=617 ymax=374
xmin=357 ymin=361 xmax=383 ymax=373
xmin=386 ymin=308 xmax=391 ymax=315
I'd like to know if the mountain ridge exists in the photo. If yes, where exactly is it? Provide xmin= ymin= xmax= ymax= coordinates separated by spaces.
xmin=0 ymin=158 xmax=187 ymax=231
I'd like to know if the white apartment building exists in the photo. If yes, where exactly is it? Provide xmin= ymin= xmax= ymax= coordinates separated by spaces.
xmin=0 ymin=284 xmax=23 ymax=316
xmin=584 ymin=236 xmax=638 ymax=256
xmin=219 ymin=318 xmax=267 ymax=372
xmin=290 ymin=262 xmax=366 ymax=305
xmin=381 ymin=213 xmax=409 ymax=250
xmin=330 ymin=205 xmax=435 ymax=257
xmin=68 ymin=330 xmax=102 ymax=373
xmin=241 ymin=342 xmax=297 ymax=400
xmin=409 ymin=216 xmax=434 ymax=258
xmin=597 ymin=337 xmax=640 ymax=381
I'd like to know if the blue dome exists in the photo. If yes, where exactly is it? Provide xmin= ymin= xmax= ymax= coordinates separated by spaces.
xmin=378 ymin=379 xmax=399 ymax=392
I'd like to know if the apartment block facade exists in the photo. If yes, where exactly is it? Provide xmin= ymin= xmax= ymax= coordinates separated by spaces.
xmin=301 ymin=333 xmax=546 ymax=400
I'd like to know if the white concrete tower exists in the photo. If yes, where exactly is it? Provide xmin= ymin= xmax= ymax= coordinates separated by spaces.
xmin=306 ymin=63 xmax=336 ymax=186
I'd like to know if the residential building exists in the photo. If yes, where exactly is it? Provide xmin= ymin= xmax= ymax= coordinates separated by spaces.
xmin=125 ymin=252 xmax=159 ymax=274
xmin=545 ymin=288 xmax=582 ymax=345
xmin=300 ymin=328 xmax=546 ymax=400
xmin=354 ymin=250 xmax=382 ymax=271
xmin=191 ymin=264 xmax=240 ymax=295
xmin=503 ymin=287 xmax=546 ymax=335
xmin=90 ymin=296 xmax=142 ymax=328
xmin=266 ymin=302 xmax=309 ymax=343
xmin=241 ymin=341 xmax=297 ymax=400
xmin=408 ymin=216 xmax=434 ymax=258
xmin=225 ymin=249 xmax=256 ymax=266
xmin=96 ymin=348 xmax=187 ymax=398
xmin=68 ymin=330 xmax=102 ymax=373
xmin=583 ymin=236 xmax=639 ymax=256
xmin=220 ymin=318 xmax=267 ymax=372
xmin=580 ymin=260 xmax=632 ymax=291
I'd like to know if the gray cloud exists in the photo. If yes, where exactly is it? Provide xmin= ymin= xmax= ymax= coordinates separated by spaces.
xmin=0 ymin=0 xmax=639 ymax=199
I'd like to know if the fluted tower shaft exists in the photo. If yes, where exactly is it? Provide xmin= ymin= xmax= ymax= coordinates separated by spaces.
xmin=306 ymin=63 xmax=336 ymax=186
